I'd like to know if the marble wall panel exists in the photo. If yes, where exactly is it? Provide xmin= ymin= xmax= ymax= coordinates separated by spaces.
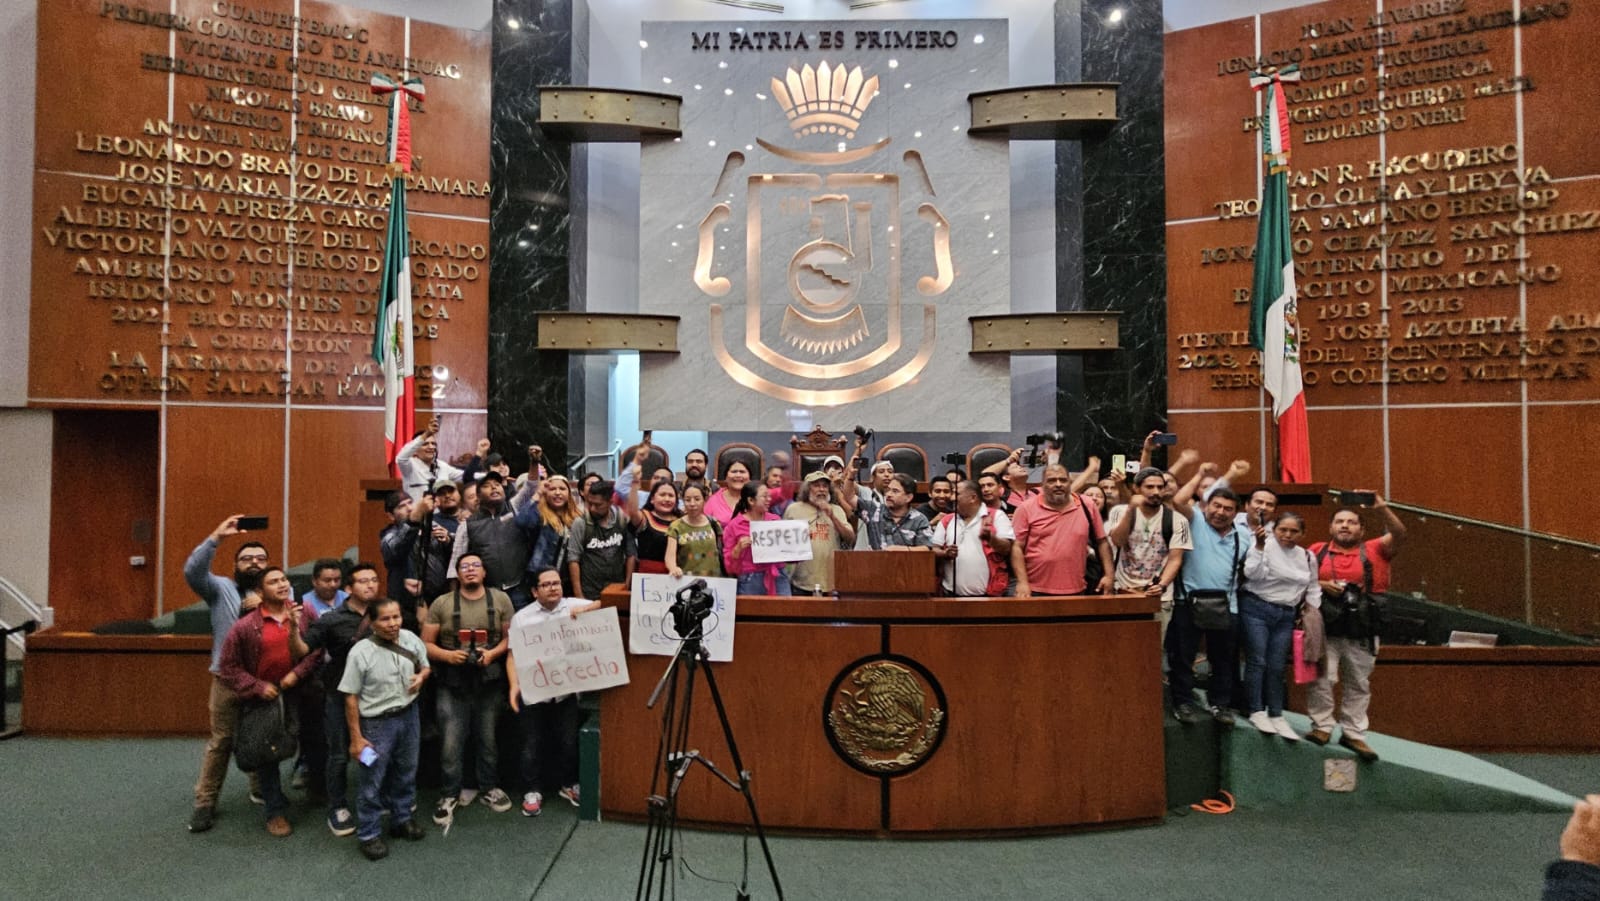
xmin=490 ymin=0 xmax=575 ymax=463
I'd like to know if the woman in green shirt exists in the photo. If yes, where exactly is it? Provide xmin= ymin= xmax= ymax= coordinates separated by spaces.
xmin=665 ymin=483 xmax=725 ymax=578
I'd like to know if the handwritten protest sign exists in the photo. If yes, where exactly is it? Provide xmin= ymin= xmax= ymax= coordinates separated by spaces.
xmin=749 ymin=518 xmax=813 ymax=564
xmin=629 ymin=574 xmax=737 ymax=662
xmin=511 ymin=607 xmax=631 ymax=705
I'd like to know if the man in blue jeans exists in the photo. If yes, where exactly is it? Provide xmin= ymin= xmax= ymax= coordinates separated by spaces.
xmin=341 ymin=597 xmax=430 ymax=861
xmin=293 ymin=562 xmax=381 ymax=837
xmin=1168 ymin=464 xmax=1250 ymax=725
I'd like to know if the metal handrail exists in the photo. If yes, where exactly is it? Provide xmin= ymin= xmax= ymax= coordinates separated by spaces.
xmin=568 ymin=439 xmax=623 ymax=480
xmin=1328 ymin=492 xmax=1600 ymax=554
xmin=0 ymin=576 xmax=46 ymax=653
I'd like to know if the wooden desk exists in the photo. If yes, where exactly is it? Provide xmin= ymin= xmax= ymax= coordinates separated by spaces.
xmin=23 ymin=632 xmax=213 ymax=735
xmin=597 ymin=590 xmax=1165 ymax=835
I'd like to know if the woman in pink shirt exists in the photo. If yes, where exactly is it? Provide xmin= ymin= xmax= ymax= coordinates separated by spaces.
xmin=705 ymin=460 xmax=752 ymax=529
xmin=721 ymin=483 xmax=790 ymax=595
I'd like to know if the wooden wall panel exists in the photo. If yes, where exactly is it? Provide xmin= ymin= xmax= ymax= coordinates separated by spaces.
xmin=161 ymin=405 xmax=286 ymax=609
xmin=888 ymin=621 xmax=1164 ymax=830
xmin=406 ymin=20 xmax=493 ymax=219
xmin=23 ymin=635 xmax=213 ymax=735
xmin=600 ymin=621 xmax=885 ymax=832
xmin=32 ymin=0 xmax=167 ymax=174
xmin=48 ymin=411 xmax=159 ymax=630
xmin=1522 ymin=0 xmax=1600 ymax=179
xmin=286 ymin=408 xmax=389 ymax=563
xmin=1162 ymin=20 xmax=1257 ymax=223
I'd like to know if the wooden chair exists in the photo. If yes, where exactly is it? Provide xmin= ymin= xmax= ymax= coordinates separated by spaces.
xmin=619 ymin=443 xmax=670 ymax=480
xmin=789 ymin=426 xmax=849 ymax=478
xmin=967 ymin=443 xmax=1014 ymax=479
xmin=876 ymin=442 xmax=929 ymax=482
xmin=713 ymin=443 xmax=763 ymax=484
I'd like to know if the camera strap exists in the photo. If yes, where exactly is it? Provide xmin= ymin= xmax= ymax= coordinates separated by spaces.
xmin=449 ymin=586 xmax=498 ymax=647
xmin=367 ymin=635 xmax=423 ymax=674
xmin=1315 ymin=541 xmax=1373 ymax=594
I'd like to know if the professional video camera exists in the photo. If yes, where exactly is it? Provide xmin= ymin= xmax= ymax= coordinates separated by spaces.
xmin=853 ymin=424 xmax=875 ymax=442
xmin=669 ymin=579 xmax=715 ymax=640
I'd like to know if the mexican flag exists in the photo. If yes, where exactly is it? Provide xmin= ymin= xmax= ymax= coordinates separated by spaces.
xmin=1248 ymin=66 xmax=1312 ymax=483
xmin=372 ymin=75 xmax=425 ymax=478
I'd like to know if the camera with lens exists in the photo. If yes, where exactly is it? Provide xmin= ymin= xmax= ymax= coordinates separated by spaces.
xmin=670 ymin=579 xmax=715 ymax=639
xmin=939 ymin=451 xmax=967 ymax=466
xmin=1025 ymin=431 xmax=1064 ymax=447
xmin=1020 ymin=431 xmax=1065 ymax=467
xmin=852 ymin=424 xmax=875 ymax=441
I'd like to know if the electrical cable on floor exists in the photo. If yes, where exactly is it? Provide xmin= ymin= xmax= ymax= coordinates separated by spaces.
xmin=1190 ymin=790 xmax=1236 ymax=815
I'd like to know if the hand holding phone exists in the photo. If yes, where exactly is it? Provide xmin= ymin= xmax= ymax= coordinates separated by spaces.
xmin=358 ymin=745 xmax=379 ymax=767
xmin=1151 ymin=432 xmax=1178 ymax=446
xmin=236 ymin=515 xmax=269 ymax=532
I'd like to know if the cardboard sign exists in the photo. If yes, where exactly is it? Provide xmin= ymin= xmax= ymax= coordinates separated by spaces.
xmin=511 ymin=607 xmax=631 ymax=705
xmin=749 ymin=518 xmax=813 ymax=564
xmin=629 ymin=574 xmax=737 ymax=662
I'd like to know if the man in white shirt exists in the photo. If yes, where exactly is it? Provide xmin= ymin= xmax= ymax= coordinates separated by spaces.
xmin=395 ymin=416 xmax=465 ymax=501
xmin=930 ymin=481 xmax=1014 ymax=597
xmin=506 ymin=568 xmax=601 ymax=817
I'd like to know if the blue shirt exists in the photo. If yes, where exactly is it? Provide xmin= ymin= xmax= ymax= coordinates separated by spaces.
xmin=302 ymin=588 xmax=348 ymax=618
xmin=1181 ymin=508 xmax=1248 ymax=612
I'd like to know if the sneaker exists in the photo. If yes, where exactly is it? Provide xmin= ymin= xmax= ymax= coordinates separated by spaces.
xmin=522 ymin=792 xmax=543 ymax=817
xmin=266 ymin=815 xmax=292 ymax=837
xmin=187 ymin=806 xmax=215 ymax=833
xmin=480 ymin=787 xmax=513 ymax=813
xmin=1248 ymin=711 xmax=1275 ymax=734
xmin=327 ymin=807 xmax=356 ymax=837
xmin=248 ymin=790 xmax=265 ymax=805
xmin=360 ymin=837 xmax=389 ymax=861
xmin=457 ymin=788 xmax=480 ymax=806
xmin=1340 ymin=735 xmax=1380 ymax=762
xmin=389 ymin=819 xmax=426 ymax=842
xmin=1211 ymin=706 xmax=1237 ymax=726
xmin=1306 ymin=728 xmax=1332 ymax=746
xmin=432 ymin=796 xmax=458 ymax=826
xmin=1174 ymin=702 xmax=1205 ymax=725
xmin=1269 ymin=717 xmax=1301 ymax=742
xmin=559 ymin=785 xmax=580 ymax=808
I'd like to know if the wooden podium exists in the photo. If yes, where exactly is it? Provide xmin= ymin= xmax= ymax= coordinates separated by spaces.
xmin=833 ymin=549 xmax=938 ymax=596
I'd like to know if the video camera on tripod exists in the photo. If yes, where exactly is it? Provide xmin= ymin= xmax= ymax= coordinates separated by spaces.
xmin=669 ymin=579 xmax=715 ymax=641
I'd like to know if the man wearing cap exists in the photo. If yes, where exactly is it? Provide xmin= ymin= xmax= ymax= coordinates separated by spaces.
xmin=449 ymin=471 xmax=538 ymax=610
xmin=415 ymin=480 xmax=465 ymax=609
xmin=1106 ymin=467 xmax=1192 ymax=648
xmin=784 ymin=471 xmax=855 ymax=595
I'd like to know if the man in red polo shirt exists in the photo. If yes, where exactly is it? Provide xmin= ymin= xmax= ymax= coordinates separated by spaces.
xmin=1306 ymin=496 xmax=1406 ymax=761
xmin=1012 ymin=464 xmax=1114 ymax=597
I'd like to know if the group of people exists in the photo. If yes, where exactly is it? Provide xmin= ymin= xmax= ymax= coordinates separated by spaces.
xmin=186 ymin=501 xmax=597 ymax=861
xmin=183 ymin=419 xmax=1412 ymax=858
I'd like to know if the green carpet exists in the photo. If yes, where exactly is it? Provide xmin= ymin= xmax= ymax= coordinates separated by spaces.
xmin=0 ymin=736 xmax=1590 ymax=900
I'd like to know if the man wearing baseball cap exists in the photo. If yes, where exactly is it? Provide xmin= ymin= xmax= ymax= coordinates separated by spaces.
xmin=784 ymin=471 xmax=856 ymax=595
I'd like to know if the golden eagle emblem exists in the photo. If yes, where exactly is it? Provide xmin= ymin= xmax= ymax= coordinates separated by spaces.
xmin=825 ymin=658 xmax=945 ymax=775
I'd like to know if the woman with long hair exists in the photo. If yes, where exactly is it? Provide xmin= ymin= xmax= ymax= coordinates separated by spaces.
xmin=665 ymin=483 xmax=725 ymax=578
xmin=721 ymin=483 xmax=789 ymax=595
xmin=627 ymin=478 xmax=680 ymax=575
xmin=1239 ymin=511 xmax=1320 ymax=741
xmin=704 ymin=459 xmax=751 ymax=529
xmin=527 ymin=475 xmax=580 ymax=591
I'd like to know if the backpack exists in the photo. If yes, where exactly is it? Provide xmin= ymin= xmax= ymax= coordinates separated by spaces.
xmin=1314 ymin=541 xmax=1389 ymax=650
xmin=938 ymin=509 xmax=1010 ymax=596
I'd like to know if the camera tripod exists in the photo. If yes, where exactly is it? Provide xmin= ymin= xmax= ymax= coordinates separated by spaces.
xmin=635 ymin=630 xmax=783 ymax=901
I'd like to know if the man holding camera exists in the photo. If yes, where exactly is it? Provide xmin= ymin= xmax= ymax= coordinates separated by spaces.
xmin=505 ymin=568 xmax=602 ymax=816
xmin=421 ymin=552 xmax=516 ymax=824
xmin=1306 ymin=496 xmax=1405 ymax=761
